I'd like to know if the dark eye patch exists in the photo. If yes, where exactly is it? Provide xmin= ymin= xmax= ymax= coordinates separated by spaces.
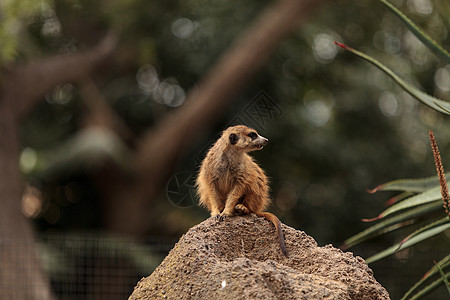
xmin=248 ymin=132 xmax=257 ymax=140
xmin=229 ymin=133 xmax=238 ymax=145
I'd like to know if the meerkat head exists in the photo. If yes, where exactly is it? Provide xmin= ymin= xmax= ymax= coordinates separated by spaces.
xmin=222 ymin=125 xmax=268 ymax=152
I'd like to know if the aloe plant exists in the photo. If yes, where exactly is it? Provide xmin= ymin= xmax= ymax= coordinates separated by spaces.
xmin=376 ymin=0 xmax=450 ymax=64
xmin=336 ymin=1 xmax=450 ymax=298
xmin=342 ymin=131 xmax=450 ymax=299
xmin=334 ymin=42 xmax=450 ymax=115
xmin=343 ymin=173 xmax=449 ymax=265
xmin=335 ymin=0 xmax=450 ymax=115
xmin=401 ymin=255 xmax=450 ymax=299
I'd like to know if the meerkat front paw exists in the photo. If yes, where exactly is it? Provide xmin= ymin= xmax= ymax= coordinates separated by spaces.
xmin=217 ymin=211 xmax=233 ymax=221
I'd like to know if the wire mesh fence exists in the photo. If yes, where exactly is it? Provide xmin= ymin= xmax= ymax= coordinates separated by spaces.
xmin=1 ymin=232 xmax=176 ymax=300
xmin=1 ymin=232 xmax=448 ymax=299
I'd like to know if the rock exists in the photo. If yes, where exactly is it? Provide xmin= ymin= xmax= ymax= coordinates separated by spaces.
xmin=129 ymin=214 xmax=390 ymax=299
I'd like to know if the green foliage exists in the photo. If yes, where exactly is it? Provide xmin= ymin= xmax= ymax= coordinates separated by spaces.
xmin=344 ymin=174 xmax=450 ymax=298
xmin=343 ymin=175 xmax=447 ymax=254
xmin=365 ymin=217 xmax=450 ymax=264
xmin=374 ymin=186 xmax=441 ymax=219
xmin=401 ymin=255 xmax=450 ymax=299
xmin=336 ymin=0 xmax=450 ymax=115
xmin=436 ymin=258 xmax=450 ymax=297
xmin=0 ymin=0 xmax=54 ymax=63
xmin=369 ymin=176 xmax=439 ymax=193
xmin=342 ymin=200 xmax=442 ymax=249
xmin=337 ymin=1 xmax=450 ymax=298
xmin=335 ymin=43 xmax=450 ymax=114
xmin=377 ymin=0 xmax=450 ymax=64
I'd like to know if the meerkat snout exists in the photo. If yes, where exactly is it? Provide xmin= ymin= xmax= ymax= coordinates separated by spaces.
xmin=246 ymin=130 xmax=269 ymax=151
xmin=255 ymin=135 xmax=268 ymax=149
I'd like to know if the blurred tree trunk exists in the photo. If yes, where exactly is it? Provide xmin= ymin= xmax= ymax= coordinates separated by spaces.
xmin=0 ymin=35 xmax=115 ymax=299
xmin=0 ymin=102 xmax=52 ymax=299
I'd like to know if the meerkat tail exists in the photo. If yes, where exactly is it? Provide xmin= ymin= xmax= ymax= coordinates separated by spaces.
xmin=255 ymin=211 xmax=288 ymax=257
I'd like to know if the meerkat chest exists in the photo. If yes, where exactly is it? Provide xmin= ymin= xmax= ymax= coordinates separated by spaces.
xmin=212 ymin=155 xmax=246 ymax=196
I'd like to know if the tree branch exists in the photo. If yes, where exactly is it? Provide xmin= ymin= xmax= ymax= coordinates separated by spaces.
xmin=78 ymin=78 xmax=136 ymax=142
xmin=3 ymin=33 xmax=117 ymax=120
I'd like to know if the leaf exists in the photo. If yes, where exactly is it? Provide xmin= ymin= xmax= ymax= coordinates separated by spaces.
xmin=436 ymin=263 xmax=450 ymax=297
xmin=385 ymin=191 xmax=414 ymax=206
xmin=366 ymin=221 xmax=450 ymax=264
xmin=334 ymin=42 xmax=450 ymax=115
xmin=342 ymin=201 xmax=442 ymax=249
xmin=434 ymin=101 xmax=450 ymax=114
xmin=368 ymin=176 xmax=439 ymax=193
xmin=403 ymin=272 xmax=450 ymax=300
xmin=396 ymin=217 xmax=449 ymax=250
xmin=402 ymin=254 xmax=450 ymax=299
xmin=423 ymin=255 xmax=450 ymax=281
xmin=377 ymin=0 xmax=450 ymax=64
xmin=366 ymin=186 xmax=441 ymax=221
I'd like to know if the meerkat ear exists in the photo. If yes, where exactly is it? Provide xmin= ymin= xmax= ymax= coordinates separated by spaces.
xmin=229 ymin=133 xmax=238 ymax=145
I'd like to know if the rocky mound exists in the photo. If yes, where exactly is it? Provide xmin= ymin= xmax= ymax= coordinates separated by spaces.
xmin=129 ymin=215 xmax=390 ymax=299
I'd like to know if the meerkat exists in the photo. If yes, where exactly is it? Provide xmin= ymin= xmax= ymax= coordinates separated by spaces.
xmin=196 ymin=125 xmax=287 ymax=256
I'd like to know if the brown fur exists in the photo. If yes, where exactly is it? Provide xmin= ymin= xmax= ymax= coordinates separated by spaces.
xmin=196 ymin=125 xmax=287 ymax=256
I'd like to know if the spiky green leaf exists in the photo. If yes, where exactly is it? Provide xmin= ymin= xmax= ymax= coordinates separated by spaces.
xmin=334 ymin=43 xmax=450 ymax=115
xmin=342 ymin=201 xmax=442 ymax=249
xmin=436 ymin=263 xmax=450 ymax=296
xmin=372 ymin=187 xmax=441 ymax=220
xmin=377 ymin=0 xmax=450 ymax=64
xmin=403 ymin=272 xmax=450 ymax=300
xmin=402 ymin=254 xmax=450 ymax=299
xmin=366 ymin=222 xmax=450 ymax=264
xmin=397 ymin=217 xmax=450 ymax=250
xmin=369 ymin=176 xmax=439 ymax=193
xmin=385 ymin=192 xmax=415 ymax=206
xmin=424 ymin=255 xmax=450 ymax=281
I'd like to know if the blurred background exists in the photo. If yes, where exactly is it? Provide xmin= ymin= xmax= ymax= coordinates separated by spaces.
xmin=1 ymin=0 xmax=449 ymax=299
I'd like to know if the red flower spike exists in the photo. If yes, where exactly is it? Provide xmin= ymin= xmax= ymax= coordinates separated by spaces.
xmin=429 ymin=130 xmax=450 ymax=217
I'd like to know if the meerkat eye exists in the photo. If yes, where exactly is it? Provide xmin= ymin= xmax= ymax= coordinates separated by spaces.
xmin=248 ymin=132 xmax=257 ymax=140
xmin=229 ymin=133 xmax=238 ymax=145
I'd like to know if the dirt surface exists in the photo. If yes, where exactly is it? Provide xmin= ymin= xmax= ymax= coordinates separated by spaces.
xmin=129 ymin=215 xmax=390 ymax=299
